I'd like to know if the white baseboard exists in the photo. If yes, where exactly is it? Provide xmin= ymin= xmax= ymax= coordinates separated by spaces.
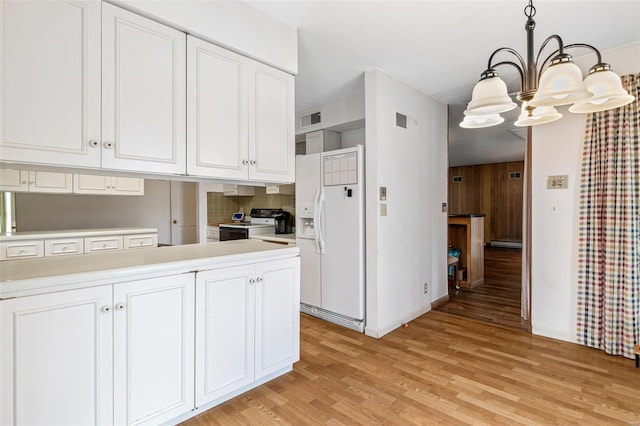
xmin=365 ymin=305 xmax=430 ymax=339
xmin=532 ymin=325 xmax=577 ymax=343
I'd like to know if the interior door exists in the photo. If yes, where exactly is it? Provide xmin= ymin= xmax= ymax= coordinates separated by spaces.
xmin=171 ymin=181 xmax=197 ymax=245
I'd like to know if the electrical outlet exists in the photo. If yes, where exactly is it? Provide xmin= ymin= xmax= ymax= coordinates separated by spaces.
xmin=380 ymin=203 xmax=387 ymax=216
xmin=423 ymin=282 xmax=428 ymax=294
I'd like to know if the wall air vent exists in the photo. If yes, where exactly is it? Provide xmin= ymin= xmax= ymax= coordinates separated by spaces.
xmin=509 ymin=172 xmax=522 ymax=179
xmin=396 ymin=112 xmax=407 ymax=128
xmin=453 ymin=176 xmax=463 ymax=183
xmin=300 ymin=111 xmax=321 ymax=128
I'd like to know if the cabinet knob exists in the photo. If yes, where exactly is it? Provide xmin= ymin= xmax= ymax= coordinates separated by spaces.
xmin=102 ymin=243 xmax=107 ymax=248
xmin=250 ymin=160 xmax=256 ymax=165
xmin=103 ymin=141 xmax=114 ymax=149
xmin=115 ymin=303 xmax=125 ymax=311
xmin=249 ymin=278 xmax=256 ymax=284
xmin=89 ymin=140 xmax=100 ymax=148
xmin=62 ymin=246 xmax=68 ymax=251
xmin=21 ymin=180 xmax=27 ymax=184
xmin=257 ymin=276 xmax=263 ymax=282
xmin=101 ymin=305 xmax=112 ymax=313
xmin=242 ymin=159 xmax=249 ymax=165
xmin=28 ymin=181 xmax=34 ymax=185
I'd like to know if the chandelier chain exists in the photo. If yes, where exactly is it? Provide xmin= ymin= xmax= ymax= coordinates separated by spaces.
xmin=524 ymin=0 xmax=536 ymax=18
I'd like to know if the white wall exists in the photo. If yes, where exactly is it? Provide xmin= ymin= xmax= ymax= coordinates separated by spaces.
xmin=15 ymin=180 xmax=172 ymax=244
xmin=112 ymin=0 xmax=297 ymax=74
xmin=364 ymin=69 xmax=448 ymax=338
xmin=296 ymin=92 xmax=365 ymax=135
xmin=341 ymin=128 xmax=366 ymax=148
xmin=531 ymin=42 xmax=640 ymax=342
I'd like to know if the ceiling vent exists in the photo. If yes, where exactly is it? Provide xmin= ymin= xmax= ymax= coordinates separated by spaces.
xmin=300 ymin=111 xmax=321 ymax=129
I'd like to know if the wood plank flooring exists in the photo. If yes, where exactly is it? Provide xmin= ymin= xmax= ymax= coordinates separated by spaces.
xmin=436 ymin=246 xmax=528 ymax=330
xmin=182 ymin=312 xmax=640 ymax=425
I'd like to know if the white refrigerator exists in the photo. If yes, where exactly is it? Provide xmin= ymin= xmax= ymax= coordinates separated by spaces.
xmin=296 ymin=145 xmax=365 ymax=332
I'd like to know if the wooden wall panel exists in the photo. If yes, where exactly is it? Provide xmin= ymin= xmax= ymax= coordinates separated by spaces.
xmin=448 ymin=161 xmax=523 ymax=244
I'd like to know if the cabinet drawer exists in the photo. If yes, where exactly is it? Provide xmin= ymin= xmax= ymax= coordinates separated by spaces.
xmin=1 ymin=241 xmax=44 ymax=260
xmin=124 ymin=234 xmax=157 ymax=250
xmin=84 ymin=236 xmax=123 ymax=253
xmin=45 ymin=238 xmax=84 ymax=257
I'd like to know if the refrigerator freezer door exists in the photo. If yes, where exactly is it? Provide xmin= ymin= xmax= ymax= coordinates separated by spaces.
xmin=298 ymin=237 xmax=322 ymax=307
xmin=296 ymin=153 xmax=322 ymax=308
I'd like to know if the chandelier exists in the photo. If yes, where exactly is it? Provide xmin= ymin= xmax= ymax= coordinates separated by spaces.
xmin=460 ymin=0 xmax=635 ymax=129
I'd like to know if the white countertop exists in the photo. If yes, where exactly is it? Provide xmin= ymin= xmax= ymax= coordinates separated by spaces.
xmin=0 ymin=240 xmax=299 ymax=299
xmin=0 ymin=227 xmax=158 ymax=242
xmin=249 ymin=233 xmax=296 ymax=244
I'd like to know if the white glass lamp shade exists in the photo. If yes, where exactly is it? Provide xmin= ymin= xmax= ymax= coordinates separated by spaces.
xmin=514 ymin=102 xmax=562 ymax=127
xmin=459 ymin=114 xmax=504 ymax=129
xmin=464 ymin=76 xmax=517 ymax=116
xmin=530 ymin=61 xmax=591 ymax=107
xmin=568 ymin=70 xmax=635 ymax=113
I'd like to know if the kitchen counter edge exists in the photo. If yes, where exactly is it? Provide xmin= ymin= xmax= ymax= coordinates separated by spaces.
xmin=0 ymin=240 xmax=299 ymax=299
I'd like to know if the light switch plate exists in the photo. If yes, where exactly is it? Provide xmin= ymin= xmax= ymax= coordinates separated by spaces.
xmin=547 ymin=175 xmax=568 ymax=189
xmin=380 ymin=187 xmax=387 ymax=201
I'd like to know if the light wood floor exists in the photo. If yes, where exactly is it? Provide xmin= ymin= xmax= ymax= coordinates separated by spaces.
xmin=183 ymin=311 xmax=640 ymax=425
xmin=437 ymin=246 xmax=529 ymax=330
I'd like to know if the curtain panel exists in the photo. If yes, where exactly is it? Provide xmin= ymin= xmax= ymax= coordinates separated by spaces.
xmin=577 ymin=73 xmax=640 ymax=359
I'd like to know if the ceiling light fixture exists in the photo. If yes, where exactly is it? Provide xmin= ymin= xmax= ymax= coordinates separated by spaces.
xmin=461 ymin=0 xmax=635 ymax=128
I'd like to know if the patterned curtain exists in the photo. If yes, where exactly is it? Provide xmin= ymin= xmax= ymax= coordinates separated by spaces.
xmin=577 ymin=73 xmax=640 ymax=359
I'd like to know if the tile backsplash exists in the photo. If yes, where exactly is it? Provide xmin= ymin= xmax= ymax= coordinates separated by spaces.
xmin=207 ymin=187 xmax=295 ymax=225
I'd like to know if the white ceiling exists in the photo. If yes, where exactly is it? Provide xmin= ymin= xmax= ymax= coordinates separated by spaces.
xmin=248 ymin=0 xmax=640 ymax=166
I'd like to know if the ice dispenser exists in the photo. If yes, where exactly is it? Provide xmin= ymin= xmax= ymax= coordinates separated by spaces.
xmin=297 ymin=202 xmax=315 ymax=238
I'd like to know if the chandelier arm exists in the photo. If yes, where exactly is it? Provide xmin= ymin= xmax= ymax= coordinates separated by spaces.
xmin=534 ymin=34 xmax=565 ymax=76
xmin=487 ymin=47 xmax=527 ymax=77
xmin=491 ymin=61 xmax=525 ymax=89
xmin=539 ymin=43 xmax=604 ymax=77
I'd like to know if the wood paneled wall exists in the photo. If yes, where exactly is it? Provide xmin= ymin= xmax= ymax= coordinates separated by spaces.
xmin=448 ymin=161 xmax=524 ymax=244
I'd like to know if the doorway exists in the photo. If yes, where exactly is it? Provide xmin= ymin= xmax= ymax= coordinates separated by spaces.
xmin=439 ymin=161 xmax=528 ymax=330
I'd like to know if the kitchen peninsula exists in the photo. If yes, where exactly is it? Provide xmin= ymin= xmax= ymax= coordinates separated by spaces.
xmin=0 ymin=241 xmax=300 ymax=425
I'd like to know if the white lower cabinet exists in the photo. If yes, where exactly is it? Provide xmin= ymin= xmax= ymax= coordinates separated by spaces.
xmin=0 ymin=256 xmax=298 ymax=424
xmin=0 ymin=285 xmax=114 ymax=425
xmin=195 ymin=257 xmax=300 ymax=407
xmin=113 ymin=274 xmax=195 ymax=426
xmin=0 ymin=274 xmax=195 ymax=426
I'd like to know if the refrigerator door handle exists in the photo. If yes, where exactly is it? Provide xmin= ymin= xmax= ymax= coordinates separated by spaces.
xmin=317 ymin=188 xmax=326 ymax=255
xmin=313 ymin=188 xmax=321 ymax=254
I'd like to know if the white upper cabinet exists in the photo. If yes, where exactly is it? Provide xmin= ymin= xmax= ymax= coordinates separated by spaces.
xmin=102 ymin=3 xmax=186 ymax=175
xmin=0 ymin=0 xmax=102 ymax=168
xmin=187 ymin=36 xmax=248 ymax=180
xmin=187 ymin=36 xmax=294 ymax=183
xmin=249 ymin=62 xmax=295 ymax=183
xmin=0 ymin=169 xmax=72 ymax=193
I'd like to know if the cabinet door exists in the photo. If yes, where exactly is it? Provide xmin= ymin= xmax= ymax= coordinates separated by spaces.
xmin=195 ymin=265 xmax=255 ymax=406
xmin=187 ymin=36 xmax=249 ymax=179
xmin=254 ymin=258 xmax=300 ymax=379
xmin=73 ymin=174 xmax=111 ymax=194
xmin=111 ymin=176 xmax=144 ymax=195
xmin=0 ymin=0 xmax=101 ymax=167
xmin=29 ymin=171 xmax=73 ymax=193
xmin=0 ymin=285 xmax=113 ymax=425
xmin=102 ymin=3 xmax=186 ymax=175
xmin=0 ymin=169 xmax=28 ymax=191
xmin=248 ymin=62 xmax=295 ymax=183
xmin=113 ymin=274 xmax=195 ymax=425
